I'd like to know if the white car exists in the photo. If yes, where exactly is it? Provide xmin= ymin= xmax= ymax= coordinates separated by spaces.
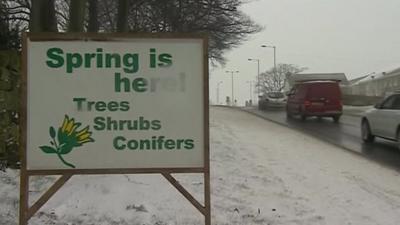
xmin=258 ymin=92 xmax=286 ymax=110
xmin=361 ymin=93 xmax=400 ymax=148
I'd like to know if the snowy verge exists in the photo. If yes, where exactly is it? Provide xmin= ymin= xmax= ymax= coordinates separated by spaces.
xmin=1 ymin=107 xmax=400 ymax=224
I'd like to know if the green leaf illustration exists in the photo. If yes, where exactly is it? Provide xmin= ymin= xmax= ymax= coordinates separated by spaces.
xmin=58 ymin=144 xmax=74 ymax=155
xmin=39 ymin=115 xmax=95 ymax=168
xmin=57 ymin=128 xmax=68 ymax=145
xmin=39 ymin=146 xmax=57 ymax=154
xmin=49 ymin=126 xmax=56 ymax=139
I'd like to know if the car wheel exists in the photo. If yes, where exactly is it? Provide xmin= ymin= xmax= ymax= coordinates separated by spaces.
xmin=361 ymin=120 xmax=375 ymax=143
xmin=332 ymin=115 xmax=340 ymax=123
xmin=301 ymin=114 xmax=307 ymax=121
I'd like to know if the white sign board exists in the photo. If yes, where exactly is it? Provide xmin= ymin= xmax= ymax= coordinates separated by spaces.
xmin=26 ymin=35 xmax=207 ymax=170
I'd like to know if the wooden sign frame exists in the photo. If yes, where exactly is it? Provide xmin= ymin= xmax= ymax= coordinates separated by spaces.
xmin=20 ymin=33 xmax=210 ymax=225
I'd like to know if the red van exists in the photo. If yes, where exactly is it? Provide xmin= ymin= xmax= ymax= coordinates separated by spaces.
xmin=286 ymin=81 xmax=342 ymax=122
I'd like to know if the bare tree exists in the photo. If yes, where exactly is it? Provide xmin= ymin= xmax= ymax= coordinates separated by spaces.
xmin=29 ymin=0 xmax=58 ymax=32
xmin=55 ymin=0 xmax=70 ymax=31
xmin=97 ymin=0 xmax=117 ymax=31
xmin=97 ymin=0 xmax=262 ymax=64
xmin=4 ymin=0 xmax=261 ymax=65
xmin=116 ymin=0 xmax=129 ymax=32
xmin=87 ymin=0 xmax=99 ymax=32
xmin=0 ymin=1 xmax=21 ymax=49
xmin=259 ymin=64 xmax=307 ymax=94
xmin=2 ymin=0 xmax=30 ymax=31
xmin=68 ymin=0 xmax=86 ymax=32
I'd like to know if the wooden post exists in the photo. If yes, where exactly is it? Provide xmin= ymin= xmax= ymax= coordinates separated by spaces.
xmin=204 ymin=170 xmax=211 ymax=225
xmin=203 ymin=35 xmax=211 ymax=225
xmin=27 ymin=174 xmax=72 ymax=220
xmin=19 ymin=172 xmax=29 ymax=225
xmin=19 ymin=32 xmax=29 ymax=225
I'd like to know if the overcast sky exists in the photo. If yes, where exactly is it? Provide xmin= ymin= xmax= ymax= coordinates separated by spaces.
xmin=210 ymin=0 xmax=400 ymax=105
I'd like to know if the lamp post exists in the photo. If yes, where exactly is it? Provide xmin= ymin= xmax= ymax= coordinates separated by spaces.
xmin=216 ymin=81 xmax=223 ymax=104
xmin=261 ymin=45 xmax=276 ymax=71
xmin=246 ymin=81 xmax=253 ymax=104
xmin=225 ymin=70 xmax=239 ymax=106
xmin=248 ymin=58 xmax=260 ymax=97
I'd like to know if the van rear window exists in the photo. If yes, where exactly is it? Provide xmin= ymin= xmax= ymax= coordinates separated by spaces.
xmin=308 ymin=83 xmax=341 ymax=99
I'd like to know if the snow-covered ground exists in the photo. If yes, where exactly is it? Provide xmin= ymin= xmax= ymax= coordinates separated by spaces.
xmin=2 ymin=106 xmax=400 ymax=225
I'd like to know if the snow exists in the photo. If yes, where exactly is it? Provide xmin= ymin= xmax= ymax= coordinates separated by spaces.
xmin=353 ymin=72 xmax=385 ymax=85
xmin=2 ymin=106 xmax=400 ymax=224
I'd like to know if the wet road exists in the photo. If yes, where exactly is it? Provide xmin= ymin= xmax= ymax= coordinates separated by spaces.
xmin=242 ymin=106 xmax=400 ymax=171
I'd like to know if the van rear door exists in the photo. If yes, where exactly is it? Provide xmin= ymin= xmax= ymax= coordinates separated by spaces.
xmin=306 ymin=82 xmax=342 ymax=112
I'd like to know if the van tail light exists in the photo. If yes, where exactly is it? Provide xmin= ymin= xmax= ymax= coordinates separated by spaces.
xmin=303 ymin=100 xmax=311 ymax=107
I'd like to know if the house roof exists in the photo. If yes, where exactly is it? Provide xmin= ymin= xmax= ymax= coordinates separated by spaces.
xmin=288 ymin=73 xmax=349 ymax=85
xmin=385 ymin=67 xmax=400 ymax=76
xmin=350 ymin=67 xmax=400 ymax=85
xmin=349 ymin=74 xmax=370 ymax=84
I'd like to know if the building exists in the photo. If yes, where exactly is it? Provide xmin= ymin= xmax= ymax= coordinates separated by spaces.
xmin=343 ymin=67 xmax=400 ymax=97
xmin=286 ymin=73 xmax=349 ymax=91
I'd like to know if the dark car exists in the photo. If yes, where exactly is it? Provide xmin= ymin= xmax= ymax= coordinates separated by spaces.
xmin=258 ymin=92 xmax=286 ymax=110
xmin=286 ymin=81 xmax=343 ymax=122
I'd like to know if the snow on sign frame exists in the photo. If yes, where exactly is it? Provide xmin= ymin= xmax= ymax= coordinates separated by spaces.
xmin=20 ymin=33 xmax=210 ymax=225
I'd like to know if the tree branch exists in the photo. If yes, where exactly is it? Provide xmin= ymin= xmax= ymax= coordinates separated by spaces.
xmin=5 ymin=5 xmax=29 ymax=11
xmin=5 ymin=10 xmax=30 ymax=16
xmin=5 ymin=16 xmax=30 ymax=22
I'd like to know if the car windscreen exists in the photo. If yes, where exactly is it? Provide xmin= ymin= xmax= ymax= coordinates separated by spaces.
xmin=267 ymin=92 xmax=284 ymax=98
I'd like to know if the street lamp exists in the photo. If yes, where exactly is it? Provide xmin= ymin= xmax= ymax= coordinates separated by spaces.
xmin=225 ymin=70 xmax=239 ymax=106
xmin=248 ymin=58 xmax=260 ymax=97
xmin=246 ymin=81 xmax=254 ymax=105
xmin=261 ymin=45 xmax=276 ymax=73
xmin=216 ymin=81 xmax=223 ymax=105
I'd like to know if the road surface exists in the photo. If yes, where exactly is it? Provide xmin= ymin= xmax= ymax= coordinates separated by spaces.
xmin=241 ymin=106 xmax=400 ymax=171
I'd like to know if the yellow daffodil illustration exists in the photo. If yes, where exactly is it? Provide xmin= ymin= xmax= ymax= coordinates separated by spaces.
xmin=39 ymin=115 xmax=95 ymax=168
